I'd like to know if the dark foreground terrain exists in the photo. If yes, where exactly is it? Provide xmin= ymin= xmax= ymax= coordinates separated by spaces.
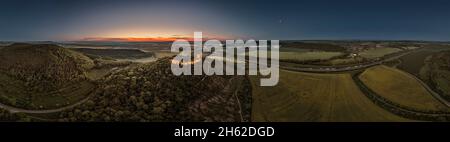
xmin=0 ymin=43 xmax=251 ymax=122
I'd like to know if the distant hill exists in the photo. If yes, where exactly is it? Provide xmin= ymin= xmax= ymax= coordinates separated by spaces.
xmin=0 ymin=43 xmax=94 ymax=92
xmin=71 ymin=48 xmax=154 ymax=59
xmin=62 ymin=41 xmax=172 ymax=51
xmin=58 ymin=57 xmax=252 ymax=122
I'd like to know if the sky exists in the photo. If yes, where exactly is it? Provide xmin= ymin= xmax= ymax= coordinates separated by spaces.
xmin=1 ymin=0 xmax=450 ymax=41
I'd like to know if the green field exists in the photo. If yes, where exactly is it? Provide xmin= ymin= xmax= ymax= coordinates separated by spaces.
xmin=71 ymin=48 xmax=154 ymax=59
xmin=327 ymin=57 xmax=364 ymax=65
xmin=398 ymin=50 xmax=436 ymax=75
xmin=85 ymin=67 xmax=114 ymax=81
xmin=154 ymin=50 xmax=178 ymax=58
xmin=251 ymin=69 xmax=409 ymax=122
xmin=280 ymin=51 xmax=344 ymax=61
xmin=358 ymin=47 xmax=402 ymax=59
xmin=245 ymin=50 xmax=344 ymax=62
xmin=279 ymin=47 xmax=311 ymax=52
xmin=359 ymin=65 xmax=449 ymax=112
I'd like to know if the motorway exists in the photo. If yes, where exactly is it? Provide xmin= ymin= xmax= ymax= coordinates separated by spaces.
xmin=279 ymin=50 xmax=415 ymax=73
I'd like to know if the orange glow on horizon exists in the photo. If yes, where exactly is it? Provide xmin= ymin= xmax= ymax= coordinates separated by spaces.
xmin=82 ymin=37 xmax=195 ymax=42
xmin=80 ymin=32 xmax=233 ymax=42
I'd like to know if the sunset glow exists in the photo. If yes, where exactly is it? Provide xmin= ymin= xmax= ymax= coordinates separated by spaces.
xmin=81 ymin=32 xmax=232 ymax=42
xmin=82 ymin=37 xmax=194 ymax=42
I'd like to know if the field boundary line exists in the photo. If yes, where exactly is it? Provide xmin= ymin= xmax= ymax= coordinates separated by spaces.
xmin=352 ymin=71 xmax=450 ymax=121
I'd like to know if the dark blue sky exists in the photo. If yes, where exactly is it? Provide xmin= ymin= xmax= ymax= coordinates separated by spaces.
xmin=1 ymin=0 xmax=450 ymax=41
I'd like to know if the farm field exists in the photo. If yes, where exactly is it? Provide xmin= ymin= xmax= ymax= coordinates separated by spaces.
xmin=359 ymin=65 xmax=450 ymax=112
xmin=244 ymin=50 xmax=344 ymax=62
xmin=250 ymin=69 xmax=409 ymax=122
xmin=398 ymin=46 xmax=450 ymax=76
xmin=85 ymin=67 xmax=115 ymax=81
xmin=325 ymin=57 xmax=363 ymax=66
xmin=71 ymin=48 xmax=154 ymax=59
xmin=358 ymin=47 xmax=402 ymax=59
xmin=398 ymin=50 xmax=437 ymax=76
xmin=279 ymin=51 xmax=344 ymax=61
xmin=153 ymin=50 xmax=178 ymax=58
xmin=279 ymin=47 xmax=311 ymax=52
xmin=280 ymin=42 xmax=346 ymax=52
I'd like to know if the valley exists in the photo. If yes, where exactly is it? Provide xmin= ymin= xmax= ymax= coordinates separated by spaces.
xmin=1 ymin=41 xmax=450 ymax=122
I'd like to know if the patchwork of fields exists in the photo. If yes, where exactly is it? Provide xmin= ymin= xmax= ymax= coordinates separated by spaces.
xmin=2 ymin=42 xmax=449 ymax=122
xmin=245 ymin=50 xmax=344 ymax=62
xmin=279 ymin=51 xmax=344 ymax=62
xmin=359 ymin=47 xmax=402 ymax=59
xmin=359 ymin=65 xmax=449 ymax=112
xmin=251 ymin=69 xmax=409 ymax=122
xmin=245 ymin=44 xmax=450 ymax=122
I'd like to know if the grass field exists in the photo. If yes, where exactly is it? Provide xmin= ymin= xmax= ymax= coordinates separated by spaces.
xmin=71 ymin=48 xmax=154 ymax=59
xmin=251 ymin=69 xmax=409 ymax=122
xmin=326 ymin=57 xmax=364 ymax=65
xmin=279 ymin=47 xmax=311 ymax=52
xmin=359 ymin=65 xmax=450 ymax=112
xmin=359 ymin=47 xmax=402 ymax=59
xmin=244 ymin=50 xmax=344 ymax=62
xmin=85 ymin=67 xmax=114 ymax=81
xmin=398 ymin=50 xmax=436 ymax=75
xmin=280 ymin=51 xmax=344 ymax=61
xmin=154 ymin=50 xmax=178 ymax=58
xmin=398 ymin=47 xmax=450 ymax=76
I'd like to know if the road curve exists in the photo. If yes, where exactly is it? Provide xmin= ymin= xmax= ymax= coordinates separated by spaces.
xmin=0 ymin=95 xmax=91 ymax=114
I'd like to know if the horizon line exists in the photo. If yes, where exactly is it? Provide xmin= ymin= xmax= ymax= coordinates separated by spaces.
xmin=2 ymin=39 xmax=450 ymax=43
